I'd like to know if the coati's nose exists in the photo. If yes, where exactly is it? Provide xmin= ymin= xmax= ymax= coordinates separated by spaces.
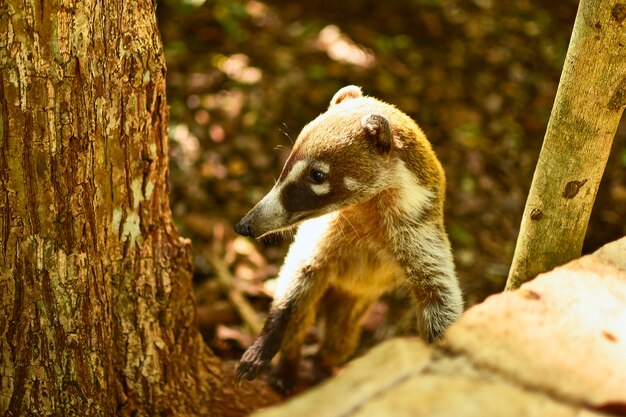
xmin=234 ymin=221 xmax=254 ymax=238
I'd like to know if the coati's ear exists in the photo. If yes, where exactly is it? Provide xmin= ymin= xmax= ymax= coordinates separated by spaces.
xmin=329 ymin=85 xmax=363 ymax=108
xmin=361 ymin=114 xmax=392 ymax=153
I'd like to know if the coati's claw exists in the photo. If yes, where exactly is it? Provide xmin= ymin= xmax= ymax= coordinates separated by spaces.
xmin=310 ymin=360 xmax=333 ymax=384
xmin=235 ymin=345 xmax=269 ymax=382
xmin=268 ymin=360 xmax=299 ymax=395
xmin=268 ymin=373 xmax=295 ymax=395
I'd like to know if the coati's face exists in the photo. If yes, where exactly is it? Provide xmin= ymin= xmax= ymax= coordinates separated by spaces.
xmin=235 ymin=86 xmax=395 ymax=239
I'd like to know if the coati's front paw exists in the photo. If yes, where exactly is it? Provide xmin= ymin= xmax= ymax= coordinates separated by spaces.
xmin=268 ymin=370 xmax=296 ymax=395
xmin=236 ymin=344 xmax=270 ymax=382
xmin=268 ymin=358 xmax=299 ymax=395
xmin=310 ymin=362 xmax=333 ymax=384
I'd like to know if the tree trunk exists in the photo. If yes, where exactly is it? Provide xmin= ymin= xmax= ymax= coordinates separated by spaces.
xmin=0 ymin=1 xmax=270 ymax=416
xmin=506 ymin=0 xmax=626 ymax=290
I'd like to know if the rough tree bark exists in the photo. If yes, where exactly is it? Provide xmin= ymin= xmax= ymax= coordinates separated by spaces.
xmin=506 ymin=0 xmax=626 ymax=290
xmin=0 ymin=1 xmax=273 ymax=416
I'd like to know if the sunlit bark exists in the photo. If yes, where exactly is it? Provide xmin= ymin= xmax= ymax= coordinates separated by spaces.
xmin=0 ymin=1 xmax=247 ymax=415
xmin=506 ymin=0 xmax=626 ymax=289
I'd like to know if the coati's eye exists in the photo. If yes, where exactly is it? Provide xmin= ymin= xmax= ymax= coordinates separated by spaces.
xmin=308 ymin=168 xmax=327 ymax=184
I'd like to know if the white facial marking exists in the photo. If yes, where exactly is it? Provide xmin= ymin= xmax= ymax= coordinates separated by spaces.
xmin=285 ymin=160 xmax=308 ymax=184
xmin=311 ymin=182 xmax=331 ymax=195
xmin=286 ymin=159 xmax=331 ymax=184
xmin=309 ymin=161 xmax=330 ymax=194
xmin=395 ymin=161 xmax=434 ymax=214
xmin=343 ymin=176 xmax=361 ymax=191
xmin=315 ymin=160 xmax=330 ymax=174
xmin=285 ymin=159 xmax=331 ymax=196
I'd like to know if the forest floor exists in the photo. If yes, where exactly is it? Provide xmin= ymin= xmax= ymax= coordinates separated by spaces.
xmin=156 ymin=0 xmax=626 ymax=391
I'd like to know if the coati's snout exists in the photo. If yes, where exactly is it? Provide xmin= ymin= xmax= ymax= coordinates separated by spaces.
xmin=234 ymin=185 xmax=289 ymax=238
xmin=233 ymin=220 xmax=253 ymax=237
xmin=234 ymin=159 xmax=338 ymax=239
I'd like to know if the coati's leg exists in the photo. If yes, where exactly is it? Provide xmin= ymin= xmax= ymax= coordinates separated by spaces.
xmin=313 ymin=288 xmax=373 ymax=381
xmin=236 ymin=264 xmax=329 ymax=385
xmin=398 ymin=223 xmax=464 ymax=343
xmin=413 ymin=278 xmax=463 ymax=343
xmin=269 ymin=304 xmax=316 ymax=394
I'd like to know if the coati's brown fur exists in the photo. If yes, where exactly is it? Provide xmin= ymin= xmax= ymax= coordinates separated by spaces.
xmin=234 ymin=86 xmax=463 ymax=392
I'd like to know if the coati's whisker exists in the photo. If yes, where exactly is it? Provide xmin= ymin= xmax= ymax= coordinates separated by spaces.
xmin=278 ymin=123 xmax=294 ymax=144
xmin=339 ymin=212 xmax=360 ymax=240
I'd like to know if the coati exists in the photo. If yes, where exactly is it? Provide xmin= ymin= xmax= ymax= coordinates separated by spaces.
xmin=234 ymin=86 xmax=463 ymax=392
